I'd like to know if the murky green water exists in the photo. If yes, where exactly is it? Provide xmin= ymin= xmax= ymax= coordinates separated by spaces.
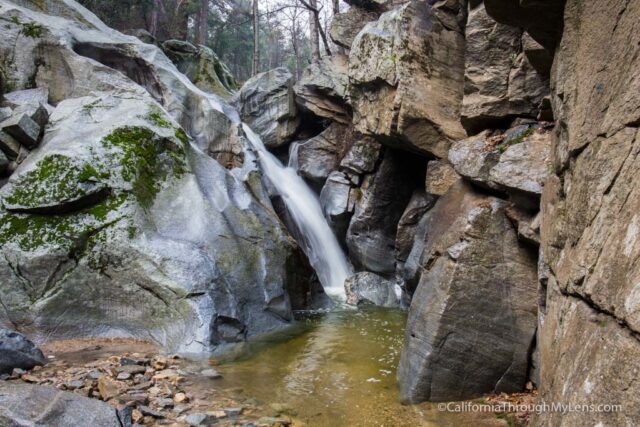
xmin=212 ymin=308 xmax=505 ymax=427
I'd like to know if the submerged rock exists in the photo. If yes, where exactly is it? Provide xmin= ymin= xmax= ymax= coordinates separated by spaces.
xmin=398 ymin=182 xmax=538 ymax=402
xmin=237 ymin=68 xmax=299 ymax=149
xmin=0 ymin=328 xmax=45 ymax=374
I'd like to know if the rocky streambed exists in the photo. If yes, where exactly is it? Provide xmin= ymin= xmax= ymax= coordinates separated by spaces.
xmin=1 ymin=309 xmax=535 ymax=427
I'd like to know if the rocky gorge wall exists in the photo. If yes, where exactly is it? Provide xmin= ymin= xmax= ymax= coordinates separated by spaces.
xmin=238 ymin=0 xmax=640 ymax=424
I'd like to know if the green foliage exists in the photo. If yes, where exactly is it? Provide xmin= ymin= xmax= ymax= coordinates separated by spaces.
xmin=497 ymin=127 xmax=535 ymax=153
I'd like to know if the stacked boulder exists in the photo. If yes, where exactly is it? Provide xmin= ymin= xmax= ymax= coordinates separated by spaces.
xmin=0 ymin=88 xmax=51 ymax=182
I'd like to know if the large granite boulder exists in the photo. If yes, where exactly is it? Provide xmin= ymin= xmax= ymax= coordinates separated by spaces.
xmin=346 ymin=149 xmax=416 ymax=275
xmin=348 ymin=0 xmax=466 ymax=158
xmin=0 ymin=382 xmax=122 ymax=426
xmin=294 ymin=54 xmax=350 ymax=124
xmin=161 ymin=39 xmax=238 ymax=98
xmin=295 ymin=123 xmax=351 ymax=189
xmin=484 ymin=0 xmax=566 ymax=50
xmin=330 ymin=6 xmax=379 ymax=49
xmin=534 ymin=0 xmax=640 ymax=424
xmin=461 ymin=3 xmax=550 ymax=134
xmin=0 ymin=328 xmax=45 ymax=374
xmin=398 ymin=182 xmax=538 ymax=402
xmin=237 ymin=67 xmax=299 ymax=149
xmin=449 ymin=124 xmax=552 ymax=208
xmin=0 ymin=0 xmax=313 ymax=353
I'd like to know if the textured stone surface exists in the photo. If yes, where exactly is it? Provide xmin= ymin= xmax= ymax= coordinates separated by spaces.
xmin=348 ymin=0 xmax=466 ymax=158
xmin=294 ymin=54 xmax=350 ymax=124
xmin=395 ymin=190 xmax=436 ymax=263
xmin=0 ymin=328 xmax=45 ymax=374
xmin=330 ymin=6 xmax=379 ymax=49
xmin=161 ymin=39 xmax=238 ymax=98
xmin=398 ymin=182 xmax=538 ymax=403
xmin=339 ymin=135 xmax=381 ymax=175
xmin=425 ymin=160 xmax=460 ymax=197
xmin=344 ymin=272 xmax=403 ymax=307
xmin=0 ymin=382 xmax=121 ymax=426
xmin=449 ymin=125 xmax=551 ymax=200
xmin=533 ymin=0 xmax=640 ymax=424
xmin=319 ymin=171 xmax=353 ymax=244
xmin=237 ymin=67 xmax=298 ymax=149
xmin=296 ymin=123 xmax=351 ymax=188
xmin=461 ymin=3 xmax=549 ymax=134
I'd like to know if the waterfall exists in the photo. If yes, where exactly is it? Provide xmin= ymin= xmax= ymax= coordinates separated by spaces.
xmin=139 ymin=51 xmax=351 ymax=298
xmin=242 ymin=125 xmax=352 ymax=298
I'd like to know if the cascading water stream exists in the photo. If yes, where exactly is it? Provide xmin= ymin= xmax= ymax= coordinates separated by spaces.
xmin=142 ymin=54 xmax=352 ymax=298
xmin=242 ymin=125 xmax=352 ymax=298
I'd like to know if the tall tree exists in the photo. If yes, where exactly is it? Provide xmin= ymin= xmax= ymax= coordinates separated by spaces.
xmin=252 ymin=0 xmax=259 ymax=75
xmin=307 ymin=0 xmax=320 ymax=61
xmin=196 ymin=0 xmax=209 ymax=45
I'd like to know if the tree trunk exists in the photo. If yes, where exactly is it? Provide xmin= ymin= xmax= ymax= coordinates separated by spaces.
xmin=196 ymin=0 xmax=209 ymax=45
xmin=252 ymin=0 xmax=260 ymax=76
xmin=150 ymin=0 xmax=162 ymax=37
xmin=309 ymin=0 xmax=320 ymax=61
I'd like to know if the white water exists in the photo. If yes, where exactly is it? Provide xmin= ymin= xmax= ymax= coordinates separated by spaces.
xmin=242 ymin=125 xmax=352 ymax=298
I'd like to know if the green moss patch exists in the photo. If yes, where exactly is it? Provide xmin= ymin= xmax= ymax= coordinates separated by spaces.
xmin=3 ymin=155 xmax=110 ymax=209
xmin=101 ymin=126 xmax=187 ymax=209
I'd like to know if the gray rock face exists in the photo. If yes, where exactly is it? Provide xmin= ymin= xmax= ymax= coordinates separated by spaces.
xmin=330 ymin=6 xmax=379 ymax=49
xmin=461 ymin=3 xmax=550 ymax=134
xmin=0 ymin=0 xmax=312 ymax=354
xmin=395 ymin=190 xmax=436 ymax=263
xmin=296 ymin=123 xmax=351 ymax=188
xmin=339 ymin=136 xmax=381 ymax=175
xmin=533 ymin=0 xmax=640 ymax=424
xmin=0 ymin=382 xmax=121 ymax=426
xmin=344 ymin=272 xmax=403 ymax=307
xmin=319 ymin=171 xmax=353 ymax=244
xmin=348 ymin=0 xmax=466 ymax=158
xmin=237 ymin=68 xmax=298 ymax=149
xmin=449 ymin=125 xmax=551 ymax=201
xmin=0 ymin=328 xmax=45 ymax=374
xmin=294 ymin=54 xmax=350 ymax=124
xmin=398 ymin=182 xmax=538 ymax=403
xmin=161 ymin=39 xmax=238 ymax=98
xmin=346 ymin=150 xmax=415 ymax=275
